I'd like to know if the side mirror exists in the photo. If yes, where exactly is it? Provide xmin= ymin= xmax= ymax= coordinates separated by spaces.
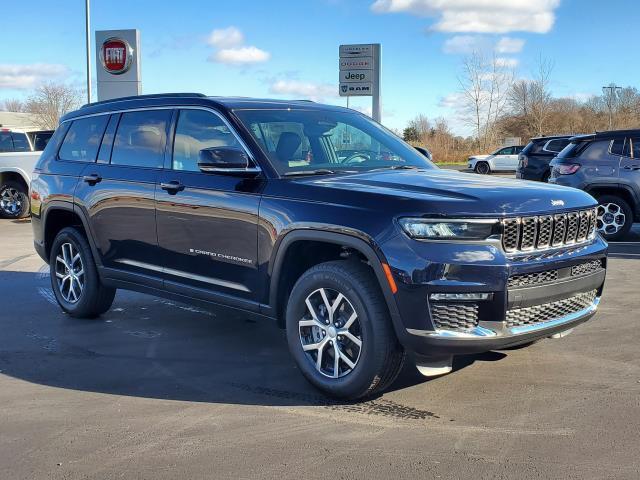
xmin=197 ymin=146 xmax=260 ymax=176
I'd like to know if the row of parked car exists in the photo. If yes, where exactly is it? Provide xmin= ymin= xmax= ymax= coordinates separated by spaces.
xmin=466 ymin=131 xmax=640 ymax=241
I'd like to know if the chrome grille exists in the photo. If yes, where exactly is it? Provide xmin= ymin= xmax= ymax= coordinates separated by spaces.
xmin=508 ymin=269 xmax=558 ymax=288
xmin=430 ymin=303 xmax=479 ymax=330
xmin=506 ymin=290 xmax=597 ymax=328
xmin=502 ymin=208 xmax=597 ymax=254
xmin=571 ymin=259 xmax=604 ymax=277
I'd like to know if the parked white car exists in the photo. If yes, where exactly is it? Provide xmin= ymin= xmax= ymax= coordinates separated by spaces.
xmin=0 ymin=128 xmax=52 ymax=218
xmin=468 ymin=145 xmax=524 ymax=174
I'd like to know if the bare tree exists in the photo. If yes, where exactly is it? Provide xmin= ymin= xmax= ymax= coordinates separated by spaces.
xmin=24 ymin=83 xmax=83 ymax=129
xmin=458 ymin=52 xmax=513 ymax=151
xmin=528 ymin=56 xmax=554 ymax=136
xmin=1 ymin=98 xmax=26 ymax=112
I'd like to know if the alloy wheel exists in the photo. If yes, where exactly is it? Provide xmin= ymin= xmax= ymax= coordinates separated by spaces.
xmin=476 ymin=163 xmax=489 ymax=174
xmin=597 ymin=203 xmax=626 ymax=236
xmin=0 ymin=187 xmax=22 ymax=216
xmin=55 ymin=242 xmax=85 ymax=304
xmin=298 ymin=288 xmax=363 ymax=379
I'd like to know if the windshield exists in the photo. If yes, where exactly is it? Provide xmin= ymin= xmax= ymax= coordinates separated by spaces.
xmin=234 ymin=109 xmax=435 ymax=175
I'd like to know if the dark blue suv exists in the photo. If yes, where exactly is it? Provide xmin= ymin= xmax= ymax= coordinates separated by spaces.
xmin=31 ymin=93 xmax=608 ymax=399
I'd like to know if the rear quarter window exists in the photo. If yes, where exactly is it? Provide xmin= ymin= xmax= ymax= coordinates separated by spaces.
xmin=110 ymin=110 xmax=171 ymax=168
xmin=58 ymin=116 xmax=109 ymax=162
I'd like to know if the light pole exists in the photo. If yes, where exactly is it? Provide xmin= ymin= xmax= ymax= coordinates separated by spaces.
xmin=85 ymin=0 xmax=92 ymax=104
xmin=602 ymin=84 xmax=621 ymax=130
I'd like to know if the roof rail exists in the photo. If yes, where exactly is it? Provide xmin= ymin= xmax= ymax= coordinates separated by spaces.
xmin=81 ymin=92 xmax=206 ymax=109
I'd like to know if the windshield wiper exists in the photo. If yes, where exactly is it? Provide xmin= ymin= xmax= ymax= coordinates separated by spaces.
xmin=389 ymin=165 xmax=419 ymax=170
xmin=283 ymin=169 xmax=337 ymax=177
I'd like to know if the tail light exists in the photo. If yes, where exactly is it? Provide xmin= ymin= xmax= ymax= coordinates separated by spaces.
xmin=518 ymin=154 xmax=528 ymax=168
xmin=555 ymin=163 xmax=581 ymax=175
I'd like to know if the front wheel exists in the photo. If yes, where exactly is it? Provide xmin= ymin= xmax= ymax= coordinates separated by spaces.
xmin=49 ymin=227 xmax=116 ymax=318
xmin=0 ymin=180 xmax=30 ymax=219
xmin=595 ymin=195 xmax=633 ymax=241
xmin=474 ymin=161 xmax=491 ymax=175
xmin=285 ymin=261 xmax=405 ymax=399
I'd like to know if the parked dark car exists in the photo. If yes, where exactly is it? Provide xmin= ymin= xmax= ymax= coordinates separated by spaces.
xmin=550 ymin=129 xmax=640 ymax=241
xmin=516 ymin=135 xmax=573 ymax=182
xmin=31 ymin=93 xmax=607 ymax=399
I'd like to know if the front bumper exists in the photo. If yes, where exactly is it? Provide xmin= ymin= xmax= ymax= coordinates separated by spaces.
xmin=402 ymin=296 xmax=598 ymax=356
xmin=381 ymin=232 xmax=607 ymax=357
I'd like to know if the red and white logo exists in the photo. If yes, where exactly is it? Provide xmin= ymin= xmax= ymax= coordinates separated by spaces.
xmin=100 ymin=37 xmax=133 ymax=75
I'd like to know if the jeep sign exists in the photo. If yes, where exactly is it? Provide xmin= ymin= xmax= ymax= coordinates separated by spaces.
xmin=340 ymin=70 xmax=372 ymax=83
xmin=338 ymin=43 xmax=380 ymax=121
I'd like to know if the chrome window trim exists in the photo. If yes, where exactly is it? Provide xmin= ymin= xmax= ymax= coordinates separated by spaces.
xmin=59 ymin=105 xmax=262 ymax=173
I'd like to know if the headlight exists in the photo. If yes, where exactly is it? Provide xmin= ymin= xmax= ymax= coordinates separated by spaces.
xmin=399 ymin=218 xmax=498 ymax=240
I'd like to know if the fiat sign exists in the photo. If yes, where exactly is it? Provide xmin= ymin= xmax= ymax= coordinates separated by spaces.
xmin=100 ymin=37 xmax=133 ymax=75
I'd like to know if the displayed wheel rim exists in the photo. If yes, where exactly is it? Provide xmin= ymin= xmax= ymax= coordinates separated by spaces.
xmin=299 ymin=288 xmax=362 ymax=379
xmin=55 ymin=242 xmax=85 ymax=304
xmin=476 ymin=163 xmax=489 ymax=174
xmin=597 ymin=203 xmax=626 ymax=235
xmin=0 ymin=187 xmax=22 ymax=216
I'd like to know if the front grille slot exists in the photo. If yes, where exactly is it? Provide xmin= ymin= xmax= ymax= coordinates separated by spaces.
xmin=508 ymin=269 xmax=558 ymax=288
xmin=571 ymin=259 xmax=604 ymax=277
xmin=505 ymin=290 xmax=597 ymax=328
xmin=430 ymin=303 xmax=479 ymax=331
xmin=502 ymin=208 xmax=596 ymax=254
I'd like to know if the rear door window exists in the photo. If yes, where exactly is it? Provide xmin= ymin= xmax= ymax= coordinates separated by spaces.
xmin=11 ymin=133 xmax=30 ymax=151
xmin=110 ymin=110 xmax=171 ymax=168
xmin=58 ymin=116 xmax=109 ymax=162
xmin=630 ymin=137 xmax=640 ymax=159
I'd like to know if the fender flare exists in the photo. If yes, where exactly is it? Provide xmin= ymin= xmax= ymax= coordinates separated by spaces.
xmin=584 ymin=183 xmax=639 ymax=211
xmin=42 ymin=202 xmax=104 ymax=268
xmin=267 ymin=228 xmax=403 ymax=332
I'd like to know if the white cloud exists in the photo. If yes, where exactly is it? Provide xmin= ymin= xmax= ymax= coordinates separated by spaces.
xmin=269 ymin=79 xmax=337 ymax=101
xmin=495 ymin=57 xmax=519 ymax=68
xmin=0 ymin=64 xmax=69 ymax=90
xmin=443 ymin=35 xmax=487 ymax=54
xmin=495 ymin=36 xmax=525 ymax=53
xmin=371 ymin=0 xmax=560 ymax=33
xmin=211 ymin=46 xmax=271 ymax=65
xmin=207 ymin=26 xmax=244 ymax=48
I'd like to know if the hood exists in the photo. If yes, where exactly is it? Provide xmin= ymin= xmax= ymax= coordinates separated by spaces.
xmin=468 ymin=154 xmax=490 ymax=161
xmin=293 ymin=168 xmax=596 ymax=217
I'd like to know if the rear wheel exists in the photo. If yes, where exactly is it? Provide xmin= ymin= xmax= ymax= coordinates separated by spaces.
xmin=0 ymin=180 xmax=29 ymax=219
xmin=595 ymin=195 xmax=633 ymax=241
xmin=49 ymin=227 xmax=116 ymax=318
xmin=285 ymin=260 xmax=405 ymax=399
xmin=474 ymin=161 xmax=490 ymax=175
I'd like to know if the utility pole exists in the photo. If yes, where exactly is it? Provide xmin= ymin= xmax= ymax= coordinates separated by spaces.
xmin=85 ymin=0 xmax=92 ymax=104
xmin=602 ymin=84 xmax=621 ymax=130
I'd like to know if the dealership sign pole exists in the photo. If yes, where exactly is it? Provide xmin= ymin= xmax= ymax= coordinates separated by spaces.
xmin=85 ymin=0 xmax=92 ymax=103
xmin=339 ymin=44 xmax=381 ymax=122
xmin=95 ymin=29 xmax=142 ymax=101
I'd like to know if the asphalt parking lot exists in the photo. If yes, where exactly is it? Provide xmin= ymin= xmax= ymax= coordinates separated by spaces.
xmin=1 ymin=218 xmax=639 ymax=480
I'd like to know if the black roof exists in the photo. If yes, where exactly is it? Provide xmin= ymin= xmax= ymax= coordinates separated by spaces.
xmin=63 ymin=93 xmax=348 ymax=122
xmin=530 ymin=134 xmax=574 ymax=142
xmin=569 ymin=129 xmax=640 ymax=142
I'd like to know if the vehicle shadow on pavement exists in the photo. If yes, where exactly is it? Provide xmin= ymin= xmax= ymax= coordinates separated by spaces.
xmin=1 ymin=269 xmax=513 ymax=408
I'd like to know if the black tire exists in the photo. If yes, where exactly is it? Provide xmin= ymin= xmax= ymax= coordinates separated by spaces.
xmin=285 ymin=260 xmax=405 ymax=400
xmin=0 ymin=180 xmax=30 ymax=219
xmin=49 ymin=227 xmax=116 ymax=318
xmin=595 ymin=194 xmax=633 ymax=241
xmin=474 ymin=161 xmax=490 ymax=175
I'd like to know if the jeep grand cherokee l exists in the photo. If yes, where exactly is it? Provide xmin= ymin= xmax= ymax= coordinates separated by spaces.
xmin=31 ymin=93 xmax=608 ymax=399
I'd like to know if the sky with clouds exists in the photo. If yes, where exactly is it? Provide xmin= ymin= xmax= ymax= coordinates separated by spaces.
xmin=1 ymin=0 xmax=638 ymax=135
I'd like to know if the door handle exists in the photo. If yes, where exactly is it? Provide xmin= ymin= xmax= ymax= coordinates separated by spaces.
xmin=623 ymin=165 xmax=640 ymax=171
xmin=82 ymin=173 xmax=102 ymax=185
xmin=160 ymin=181 xmax=185 ymax=194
